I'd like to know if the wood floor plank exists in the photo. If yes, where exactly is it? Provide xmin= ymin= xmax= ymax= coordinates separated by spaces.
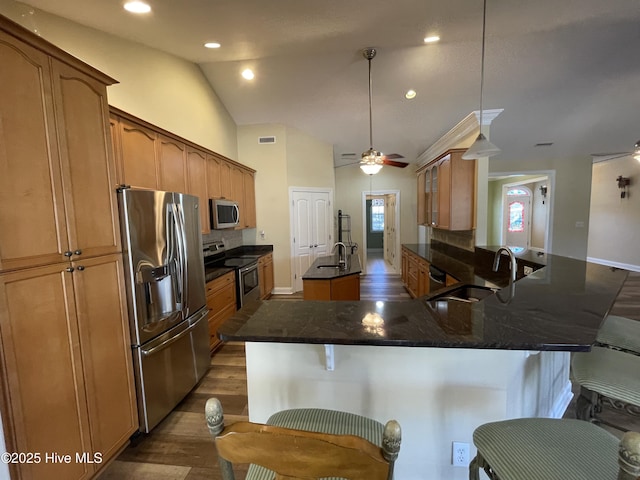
xmin=99 ymin=461 xmax=191 ymax=480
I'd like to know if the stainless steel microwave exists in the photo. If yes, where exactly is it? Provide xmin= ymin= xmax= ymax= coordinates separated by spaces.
xmin=209 ymin=198 xmax=240 ymax=229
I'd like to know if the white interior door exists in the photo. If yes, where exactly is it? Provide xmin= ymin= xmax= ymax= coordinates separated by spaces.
xmin=291 ymin=189 xmax=332 ymax=292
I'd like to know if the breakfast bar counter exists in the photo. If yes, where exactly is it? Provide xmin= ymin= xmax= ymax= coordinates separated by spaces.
xmin=218 ymin=249 xmax=628 ymax=480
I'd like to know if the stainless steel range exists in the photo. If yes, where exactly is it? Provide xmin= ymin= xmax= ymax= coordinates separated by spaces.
xmin=203 ymin=242 xmax=261 ymax=308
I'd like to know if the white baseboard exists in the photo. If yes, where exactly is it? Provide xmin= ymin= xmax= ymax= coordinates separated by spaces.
xmin=587 ymin=257 xmax=640 ymax=272
xmin=548 ymin=381 xmax=574 ymax=419
xmin=272 ymin=287 xmax=294 ymax=295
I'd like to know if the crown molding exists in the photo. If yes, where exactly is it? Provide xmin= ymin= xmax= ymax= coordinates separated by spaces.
xmin=416 ymin=109 xmax=503 ymax=169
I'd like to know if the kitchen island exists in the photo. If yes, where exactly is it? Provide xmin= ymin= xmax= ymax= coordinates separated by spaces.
xmin=219 ymin=247 xmax=628 ymax=480
xmin=302 ymin=253 xmax=361 ymax=300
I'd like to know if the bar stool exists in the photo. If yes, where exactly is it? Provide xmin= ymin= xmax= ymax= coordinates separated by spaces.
xmin=205 ymin=397 xmax=401 ymax=480
xmin=596 ymin=315 xmax=640 ymax=354
xmin=469 ymin=417 xmax=640 ymax=480
xmin=572 ymin=346 xmax=640 ymax=428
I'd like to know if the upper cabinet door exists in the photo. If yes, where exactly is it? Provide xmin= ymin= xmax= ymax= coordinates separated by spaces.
xmin=243 ymin=170 xmax=257 ymax=229
xmin=187 ymin=147 xmax=210 ymax=234
xmin=0 ymin=31 xmax=69 ymax=272
xmin=219 ymin=160 xmax=232 ymax=199
xmin=206 ymin=155 xmax=222 ymax=199
xmin=119 ymin=117 xmax=158 ymax=190
xmin=157 ymin=134 xmax=187 ymax=193
xmin=51 ymin=59 xmax=121 ymax=260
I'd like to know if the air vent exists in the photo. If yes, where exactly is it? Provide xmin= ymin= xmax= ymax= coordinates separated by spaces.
xmin=535 ymin=142 xmax=554 ymax=147
xmin=258 ymin=136 xmax=276 ymax=144
xmin=341 ymin=153 xmax=357 ymax=157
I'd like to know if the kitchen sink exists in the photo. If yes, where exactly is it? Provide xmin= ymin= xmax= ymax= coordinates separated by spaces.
xmin=428 ymin=285 xmax=497 ymax=303
xmin=317 ymin=264 xmax=347 ymax=269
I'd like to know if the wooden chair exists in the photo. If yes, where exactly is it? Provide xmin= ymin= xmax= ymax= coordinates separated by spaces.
xmin=469 ymin=417 xmax=640 ymax=480
xmin=205 ymin=397 xmax=401 ymax=480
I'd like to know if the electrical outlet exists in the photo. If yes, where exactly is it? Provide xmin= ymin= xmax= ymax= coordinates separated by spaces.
xmin=452 ymin=442 xmax=470 ymax=467
xmin=524 ymin=266 xmax=534 ymax=276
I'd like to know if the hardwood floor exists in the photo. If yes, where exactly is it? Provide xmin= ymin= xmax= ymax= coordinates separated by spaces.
xmin=99 ymin=271 xmax=640 ymax=478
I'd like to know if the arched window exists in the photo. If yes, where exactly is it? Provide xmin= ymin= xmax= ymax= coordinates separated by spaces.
xmin=508 ymin=201 xmax=524 ymax=232
xmin=506 ymin=188 xmax=529 ymax=196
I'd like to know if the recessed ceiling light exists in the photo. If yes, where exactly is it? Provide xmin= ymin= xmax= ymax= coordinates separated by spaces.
xmin=204 ymin=42 xmax=221 ymax=49
xmin=241 ymin=68 xmax=255 ymax=80
xmin=424 ymin=35 xmax=440 ymax=44
xmin=405 ymin=89 xmax=417 ymax=99
xmin=124 ymin=1 xmax=151 ymax=14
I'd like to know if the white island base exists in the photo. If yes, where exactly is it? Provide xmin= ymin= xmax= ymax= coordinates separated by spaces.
xmin=245 ymin=342 xmax=572 ymax=480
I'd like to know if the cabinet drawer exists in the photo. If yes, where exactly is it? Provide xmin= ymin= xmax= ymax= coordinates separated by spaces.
xmin=206 ymin=282 xmax=236 ymax=312
xmin=206 ymin=271 xmax=235 ymax=295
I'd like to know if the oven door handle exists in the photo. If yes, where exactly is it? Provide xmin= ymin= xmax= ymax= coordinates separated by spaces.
xmin=240 ymin=263 xmax=258 ymax=274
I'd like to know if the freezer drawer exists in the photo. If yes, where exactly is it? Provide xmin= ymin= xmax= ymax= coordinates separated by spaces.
xmin=133 ymin=308 xmax=209 ymax=432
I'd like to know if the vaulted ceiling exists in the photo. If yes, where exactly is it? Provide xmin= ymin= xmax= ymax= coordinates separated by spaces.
xmin=16 ymin=0 xmax=640 ymax=168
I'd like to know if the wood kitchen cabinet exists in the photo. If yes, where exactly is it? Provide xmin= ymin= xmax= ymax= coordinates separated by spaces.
xmin=114 ymin=116 xmax=158 ymax=190
xmin=423 ymin=149 xmax=475 ymax=231
xmin=0 ymin=28 xmax=121 ymax=273
xmin=111 ymin=110 xmax=258 ymax=230
xmin=258 ymin=252 xmax=274 ymax=299
xmin=206 ymin=271 xmax=237 ymax=352
xmin=186 ymin=147 xmax=210 ymax=234
xmin=417 ymin=171 xmax=427 ymax=225
xmin=0 ymin=16 xmax=137 ymax=479
xmin=0 ymin=257 xmax=137 ymax=480
xmin=243 ymin=170 xmax=257 ymax=229
xmin=157 ymin=134 xmax=187 ymax=193
xmin=401 ymin=247 xmax=430 ymax=298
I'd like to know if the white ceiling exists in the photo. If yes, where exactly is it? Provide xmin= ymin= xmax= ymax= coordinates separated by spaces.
xmin=19 ymin=0 xmax=640 ymax=168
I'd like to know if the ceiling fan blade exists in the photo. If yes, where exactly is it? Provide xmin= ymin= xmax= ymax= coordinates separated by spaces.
xmin=335 ymin=161 xmax=361 ymax=168
xmin=382 ymin=153 xmax=405 ymax=160
xmin=382 ymin=158 xmax=409 ymax=168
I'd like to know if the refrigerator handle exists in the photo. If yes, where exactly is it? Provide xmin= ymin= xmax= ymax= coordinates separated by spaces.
xmin=168 ymin=203 xmax=183 ymax=309
xmin=174 ymin=201 xmax=189 ymax=317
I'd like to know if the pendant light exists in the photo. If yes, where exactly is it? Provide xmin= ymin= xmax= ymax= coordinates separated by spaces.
xmin=462 ymin=0 xmax=501 ymax=160
xmin=360 ymin=48 xmax=384 ymax=175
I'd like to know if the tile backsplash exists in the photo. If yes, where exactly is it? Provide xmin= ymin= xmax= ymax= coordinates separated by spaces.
xmin=430 ymin=228 xmax=475 ymax=252
xmin=202 ymin=229 xmax=243 ymax=250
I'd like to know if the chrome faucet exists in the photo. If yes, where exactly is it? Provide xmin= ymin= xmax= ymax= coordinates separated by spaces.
xmin=493 ymin=246 xmax=517 ymax=282
xmin=331 ymin=242 xmax=347 ymax=268
xmin=493 ymin=246 xmax=517 ymax=304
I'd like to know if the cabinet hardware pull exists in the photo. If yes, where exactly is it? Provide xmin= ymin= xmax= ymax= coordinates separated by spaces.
xmin=74 ymin=249 xmax=82 ymax=255
xmin=76 ymin=266 xmax=85 ymax=271
xmin=65 ymin=267 xmax=74 ymax=272
xmin=64 ymin=251 xmax=73 ymax=257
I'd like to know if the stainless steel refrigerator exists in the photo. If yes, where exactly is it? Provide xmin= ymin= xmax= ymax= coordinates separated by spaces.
xmin=118 ymin=188 xmax=209 ymax=433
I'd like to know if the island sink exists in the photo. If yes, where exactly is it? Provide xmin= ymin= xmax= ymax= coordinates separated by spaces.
xmin=428 ymin=284 xmax=497 ymax=303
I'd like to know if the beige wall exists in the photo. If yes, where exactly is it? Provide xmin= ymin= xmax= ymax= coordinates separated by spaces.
xmin=587 ymin=156 xmax=640 ymax=270
xmin=238 ymin=124 xmax=335 ymax=290
xmin=335 ymin=165 xmax=418 ymax=254
xmin=490 ymin=157 xmax=591 ymax=259
xmin=0 ymin=1 xmax=238 ymax=159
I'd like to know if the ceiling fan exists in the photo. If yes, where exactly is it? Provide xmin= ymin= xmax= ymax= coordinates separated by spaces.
xmin=336 ymin=48 xmax=409 ymax=173
xmin=591 ymin=140 xmax=640 ymax=162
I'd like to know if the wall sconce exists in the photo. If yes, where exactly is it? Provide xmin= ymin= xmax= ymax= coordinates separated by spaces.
xmin=617 ymin=175 xmax=630 ymax=198
xmin=539 ymin=185 xmax=547 ymax=204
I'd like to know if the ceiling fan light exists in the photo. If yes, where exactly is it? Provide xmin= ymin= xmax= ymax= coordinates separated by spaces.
xmin=360 ymin=163 xmax=383 ymax=175
xmin=634 ymin=140 xmax=640 ymax=161
xmin=462 ymin=132 xmax=501 ymax=159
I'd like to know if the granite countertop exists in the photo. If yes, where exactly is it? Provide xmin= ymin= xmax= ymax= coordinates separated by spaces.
xmin=302 ymin=254 xmax=361 ymax=280
xmin=219 ymin=244 xmax=629 ymax=351
xmin=204 ymin=244 xmax=273 ymax=282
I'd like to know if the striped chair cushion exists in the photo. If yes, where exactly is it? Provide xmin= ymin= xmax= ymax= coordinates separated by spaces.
xmin=473 ymin=418 xmax=619 ymax=480
xmin=596 ymin=315 xmax=640 ymax=354
xmin=246 ymin=408 xmax=384 ymax=480
xmin=572 ymin=346 xmax=640 ymax=407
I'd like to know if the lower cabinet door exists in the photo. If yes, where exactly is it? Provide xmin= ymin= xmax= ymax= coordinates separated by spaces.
xmin=72 ymin=255 xmax=138 ymax=463
xmin=0 ymin=263 xmax=93 ymax=480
